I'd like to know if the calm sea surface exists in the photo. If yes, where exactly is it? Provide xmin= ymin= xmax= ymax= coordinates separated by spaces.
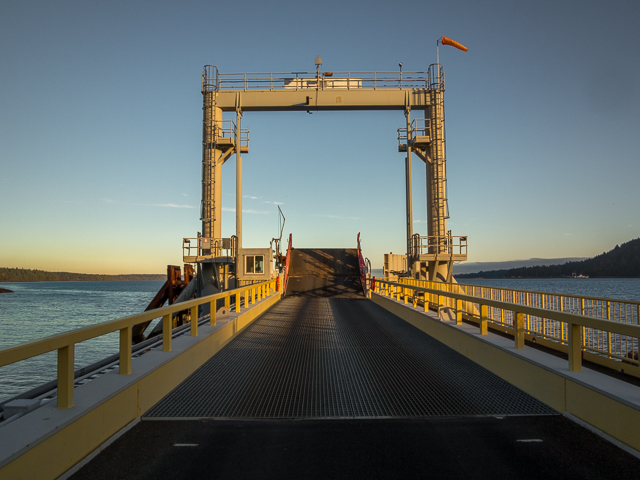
xmin=1 ymin=278 xmax=640 ymax=403
xmin=0 ymin=281 xmax=163 ymax=403
xmin=459 ymin=278 xmax=640 ymax=302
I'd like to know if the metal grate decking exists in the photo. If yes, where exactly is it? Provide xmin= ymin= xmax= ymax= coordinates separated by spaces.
xmin=145 ymin=297 xmax=555 ymax=418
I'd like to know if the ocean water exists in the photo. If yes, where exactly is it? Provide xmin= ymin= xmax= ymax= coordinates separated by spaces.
xmin=458 ymin=278 xmax=640 ymax=302
xmin=0 ymin=281 xmax=164 ymax=403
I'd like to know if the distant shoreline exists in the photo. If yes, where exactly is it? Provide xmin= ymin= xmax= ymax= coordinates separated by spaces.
xmin=0 ymin=267 xmax=165 ymax=283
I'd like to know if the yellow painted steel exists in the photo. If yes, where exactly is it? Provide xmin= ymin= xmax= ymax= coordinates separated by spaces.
xmin=162 ymin=314 xmax=172 ymax=352
xmin=380 ymin=279 xmax=640 ymax=376
xmin=190 ymin=306 xmax=198 ymax=337
xmin=569 ymin=323 xmax=582 ymax=371
xmin=215 ymin=89 xmax=431 ymax=112
xmin=480 ymin=304 xmax=488 ymax=335
xmin=210 ymin=300 xmax=216 ymax=325
xmin=398 ymin=277 xmax=640 ymax=376
xmin=57 ymin=345 xmax=74 ymax=409
xmin=0 ymin=279 xmax=277 ymax=410
xmin=514 ymin=312 xmax=524 ymax=349
xmin=119 ymin=326 xmax=132 ymax=375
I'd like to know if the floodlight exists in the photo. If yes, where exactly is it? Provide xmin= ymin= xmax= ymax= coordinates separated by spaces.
xmin=315 ymin=57 xmax=322 ymax=66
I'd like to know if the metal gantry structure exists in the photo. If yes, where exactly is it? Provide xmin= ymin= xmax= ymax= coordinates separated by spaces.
xmin=193 ymin=61 xmax=467 ymax=294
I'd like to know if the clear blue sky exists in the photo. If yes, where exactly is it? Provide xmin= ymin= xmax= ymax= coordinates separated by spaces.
xmin=1 ymin=0 xmax=639 ymax=274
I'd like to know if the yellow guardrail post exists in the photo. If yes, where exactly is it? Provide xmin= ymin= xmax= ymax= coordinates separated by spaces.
xmin=190 ymin=306 xmax=198 ymax=336
xmin=162 ymin=314 xmax=172 ymax=352
xmin=541 ymin=295 xmax=547 ymax=338
xmin=525 ymin=292 xmax=530 ymax=332
xmin=514 ymin=312 xmax=525 ymax=349
xmin=569 ymin=322 xmax=582 ymax=371
xmin=404 ymin=287 xmax=408 ymax=304
xmin=580 ymin=298 xmax=586 ymax=350
xmin=455 ymin=298 xmax=462 ymax=325
xmin=210 ymin=299 xmax=217 ymax=325
xmin=236 ymin=292 xmax=241 ymax=312
xmin=224 ymin=294 xmax=230 ymax=310
xmin=413 ymin=289 xmax=418 ymax=308
xmin=480 ymin=304 xmax=488 ymax=335
xmin=57 ymin=345 xmax=75 ymax=409
xmin=606 ymin=301 xmax=612 ymax=358
xmin=560 ymin=296 xmax=565 ymax=342
xmin=119 ymin=326 xmax=132 ymax=375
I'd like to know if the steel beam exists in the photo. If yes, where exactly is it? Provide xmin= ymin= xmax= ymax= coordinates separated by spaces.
xmin=215 ymin=89 xmax=431 ymax=112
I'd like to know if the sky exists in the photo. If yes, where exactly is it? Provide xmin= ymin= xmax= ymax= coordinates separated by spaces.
xmin=1 ymin=0 xmax=639 ymax=274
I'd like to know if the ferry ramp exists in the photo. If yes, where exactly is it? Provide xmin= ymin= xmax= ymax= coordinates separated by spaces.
xmin=285 ymin=248 xmax=363 ymax=298
xmin=69 ymin=295 xmax=640 ymax=480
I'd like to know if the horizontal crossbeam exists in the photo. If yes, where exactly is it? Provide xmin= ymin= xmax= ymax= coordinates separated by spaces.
xmin=215 ymin=89 xmax=433 ymax=112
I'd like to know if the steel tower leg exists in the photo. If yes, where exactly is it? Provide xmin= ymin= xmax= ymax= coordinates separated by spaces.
xmin=404 ymin=108 xmax=413 ymax=277
xmin=236 ymin=109 xmax=243 ymax=250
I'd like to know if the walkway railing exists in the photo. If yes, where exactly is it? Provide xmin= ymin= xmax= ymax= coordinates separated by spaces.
xmin=375 ymin=279 xmax=640 ymax=376
xmin=183 ymin=236 xmax=237 ymax=261
xmin=0 ymin=279 xmax=277 ymax=410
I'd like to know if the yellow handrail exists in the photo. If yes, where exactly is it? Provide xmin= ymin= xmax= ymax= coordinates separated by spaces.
xmin=375 ymin=279 xmax=640 ymax=374
xmin=0 ymin=278 xmax=277 ymax=409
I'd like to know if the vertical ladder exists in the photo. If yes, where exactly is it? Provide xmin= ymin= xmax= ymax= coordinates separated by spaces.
xmin=201 ymin=66 xmax=219 ymax=241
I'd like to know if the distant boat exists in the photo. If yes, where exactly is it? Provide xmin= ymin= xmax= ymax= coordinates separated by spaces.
xmin=571 ymin=273 xmax=589 ymax=279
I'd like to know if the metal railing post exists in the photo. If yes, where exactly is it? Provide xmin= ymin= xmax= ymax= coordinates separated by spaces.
xmin=162 ymin=314 xmax=172 ymax=351
xmin=190 ymin=306 xmax=198 ymax=336
xmin=480 ymin=304 xmax=488 ymax=335
xmin=514 ymin=312 xmax=525 ymax=349
xmin=210 ymin=300 xmax=217 ymax=325
xmin=119 ymin=326 xmax=132 ymax=375
xmin=57 ymin=345 xmax=75 ymax=409
xmin=607 ymin=301 xmax=612 ymax=357
xmin=455 ymin=298 xmax=462 ymax=325
xmin=569 ymin=322 xmax=582 ymax=371
xmin=236 ymin=293 xmax=241 ymax=312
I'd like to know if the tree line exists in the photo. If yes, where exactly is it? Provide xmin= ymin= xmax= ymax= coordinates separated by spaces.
xmin=0 ymin=268 xmax=165 ymax=282
xmin=457 ymin=238 xmax=640 ymax=279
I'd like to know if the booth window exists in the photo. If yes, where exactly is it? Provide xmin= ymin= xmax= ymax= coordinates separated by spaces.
xmin=245 ymin=255 xmax=264 ymax=274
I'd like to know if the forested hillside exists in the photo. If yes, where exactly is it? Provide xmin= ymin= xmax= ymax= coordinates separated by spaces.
xmin=458 ymin=238 xmax=640 ymax=278
xmin=0 ymin=268 xmax=165 ymax=282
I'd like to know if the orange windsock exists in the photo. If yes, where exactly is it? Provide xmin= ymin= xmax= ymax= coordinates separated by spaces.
xmin=441 ymin=36 xmax=468 ymax=52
